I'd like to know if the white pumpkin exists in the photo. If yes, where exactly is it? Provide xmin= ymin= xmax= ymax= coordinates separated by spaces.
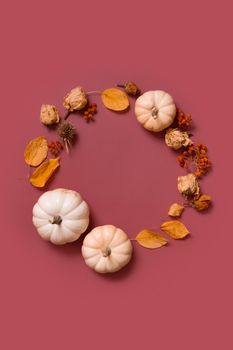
xmin=32 ymin=188 xmax=90 ymax=245
xmin=81 ymin=225 xmax=133 ymax=273
xmin=135 ymin=90 xmax=176 ymax=132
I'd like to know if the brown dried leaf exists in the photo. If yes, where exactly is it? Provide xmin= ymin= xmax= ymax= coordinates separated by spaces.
xmin=160 ymin=220 xmax=189 ymax=239
xmin=24 ymin=136 xmax=48 ymax=166
xmin=193 ymin=195 xmax=212 ymax=211
xmin=168 ymin=203 xmax=184 ymax=217
xmin=29 ymin=158 xmax=60 ymax=188
xmin=136 ymin=229 xmax=168 ymax=249
xmin=101 ymin=88 xmax=129 ymax=111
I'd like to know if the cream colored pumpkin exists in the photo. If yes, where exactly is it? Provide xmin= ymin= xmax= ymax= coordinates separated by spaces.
xmin=135 ymin=90 xmax=176 ymax=132
xmin=82 ymin=225 xmax=133 ymax=273
xmin=32 ymin=188 xmax=90 ymax=245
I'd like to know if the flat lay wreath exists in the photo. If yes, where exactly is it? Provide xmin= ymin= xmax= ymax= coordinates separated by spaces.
xmin=24 ymin=81 xmax=212 ymax=274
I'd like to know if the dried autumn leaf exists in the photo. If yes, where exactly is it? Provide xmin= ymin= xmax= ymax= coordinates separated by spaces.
xmin=30 ymin=158 xmax=60 ymax=188
xmin=160 ymin=220 xmax=189 ymax=239
xmin=192 ymin=195 xmax=212 ymax=211
xmin=101 ymin=88 xmax=129 ymax=111
xmin=168 ymin=203 xmax=184 ymax=217
xmin=24 ymin=136 xmax=48 ymax=167
xmin=136 ymin=229 xmax=168 ymax=249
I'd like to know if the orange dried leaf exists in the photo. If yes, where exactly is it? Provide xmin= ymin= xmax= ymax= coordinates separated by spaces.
xmin=160 ymin=220 xmax=189 ymax=239
xmin=101 ymin=88 xmax=129 ymax=111
xmin=29 ymin=158 xmax=60 ymax=188
xmin=24 ymin=136 xmax=48 ymax=166
xmin=136 ymin=229 xmax=168 ymax=249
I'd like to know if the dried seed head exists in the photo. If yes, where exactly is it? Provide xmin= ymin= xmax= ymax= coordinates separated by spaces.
xmin=63 ymin=86 xmax=88 ymax=112
xmin=40 ymin=104 xmax=60 ymax=126
xmin=124 ymin=81 xmax=141 ymax=96
xmin=57 ymin=122 xmax=76 ymax=149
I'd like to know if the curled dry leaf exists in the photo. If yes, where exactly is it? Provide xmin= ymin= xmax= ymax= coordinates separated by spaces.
xmin=101 ymin=88 xmax=129 ymax=111
xmin=136 ymin=229 xmax=168 ymax=249
xmin=168 ymin=203 xmax=184 ymax=217
xmin=30 ymin=158 xmax=60 ymax=188
xmin=160 ymin=220 xmax=189 ymax=239
xmin=24 ymin=136 xmax=48 ymax=167
xmin=192 ymin=195 xmax=212 ymax=211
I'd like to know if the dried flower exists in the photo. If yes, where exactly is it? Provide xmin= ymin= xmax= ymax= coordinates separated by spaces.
xmin=48 ymin=141 xmax=63 ymax=156
xmin=177 ymin=144 xmax=211 ymax=177
xmin=57 ymin=122 xmax=76 ymax=152
xmin=117 ymin=81 xmax=141 ymax=96
xmin=177 ymin=173 xmax=200 ymax=196
xmin=176 ymin=109 xmax=192 ymax=128
xmin=63 ymin=86 xmax=88 ymax=112
xmin=165 ymin=128 xmax=192 ymax=150
xmin=83 ymin=102 xmax=97 ymax=122
xmin=40 ymin=104 xmax=60 ymax=126
xmin=192 ymin=195 xmax=212 ymax=211
xmin=168 ymin=203 xmax=185 ymax=217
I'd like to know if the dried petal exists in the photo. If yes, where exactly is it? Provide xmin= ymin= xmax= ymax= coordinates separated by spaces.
xmin=63 ymin=86 xmax=88 ymax=111
xmin=24 ymin=136 xmax=48 ymax=167
xmin=160 ymin=220 xmax=190 ymax=239
xmin=40 ymin=104 xmax=60 ymax=126
xmin=177 ymin=173 xmax=200 ymax=196
xmin=192 ymin=195 xmax=212 ymax=211
xmin=101 ymin=88 xmax=129 ymax=111
xmin=168 ymin=203 xmax=185 ymax=217
xmin=29 ymin=158 xmax=60 ymax=187
xmin=136 ymin=229 xmax=168 ymax=249
xmin=165 ymin=128 xmax=192 ymax=150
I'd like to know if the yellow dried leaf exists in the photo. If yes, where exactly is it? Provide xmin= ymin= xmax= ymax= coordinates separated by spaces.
xmin=24 ymin=136 xmax=48 ymax=166
xmin=168 ymin=203 xmax=184 ymax=217
xmin=30 ymin=158 xmax=60 ymax=188
xmin=101 ymin=88 xmax=129 ymax=111
xmin=160 ymin=220 xmax=189 ymax=239
xmin=136 ymin=229 xmax=168 ymax=249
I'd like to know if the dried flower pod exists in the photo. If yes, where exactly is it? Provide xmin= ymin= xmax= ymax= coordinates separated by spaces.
xmin=124 ymin=81 xmax=141 ymax=96
xmin=192 ymin=195 xmax=212 ymax=211
xmin=165 ymin=128 xmax=192 ymax=150
xmin=63 ymin=86 xmax=88 ymax=112
xmin=40 ymin=104 xmax=60 ymax=126
xmin=57 ymin=122 xmax=76 ymax=152
xmin=168 ymin=203 xmax=185 ymax=217
xmin=177 ymin=173 xmax=200 ymax=196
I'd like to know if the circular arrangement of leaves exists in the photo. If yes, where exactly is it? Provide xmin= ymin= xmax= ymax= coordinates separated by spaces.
xmin=24 ymin=81 xmax=212 ymax=274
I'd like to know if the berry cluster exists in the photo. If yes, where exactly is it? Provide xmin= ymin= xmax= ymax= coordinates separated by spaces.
xmin=177 ymin=108 xmax=192 ymax=128
xmin=48 ymin=141 xmax=63 ymax=156
xmin=177 ymin=144 xmax=211 ymax=177
xmin=83 ymin=103 xmax=97 ymax=122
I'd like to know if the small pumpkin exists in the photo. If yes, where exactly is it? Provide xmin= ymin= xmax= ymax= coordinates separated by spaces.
xmin=81 ymin=225 xmax=133 ymax=273
xmin=32 ymin=188 xmax=90 ymax=245
xmin=135 ymin=90 xmax=176 ymax=132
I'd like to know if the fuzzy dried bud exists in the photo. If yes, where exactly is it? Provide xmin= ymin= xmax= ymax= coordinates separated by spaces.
xmin=177 ymin=173 xmax=200 ymax=196
xmin=165 ymin=128 xmax=192 ymax=150
xmin=168 ymin=203 xmax=185 ymax=217
xmin=124 ymin=81 xmax=141 ymax=96
xmin=40 ymin=104 xmax=60 ymax=126
xmin=63 ymin=86 xmax=88 ymax=112
xmin=192 ymin=195 xmax=212 ymax=211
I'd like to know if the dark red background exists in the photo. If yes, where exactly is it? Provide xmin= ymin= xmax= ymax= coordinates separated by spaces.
xmin=1 ymin=1 xmax=232 ymax=349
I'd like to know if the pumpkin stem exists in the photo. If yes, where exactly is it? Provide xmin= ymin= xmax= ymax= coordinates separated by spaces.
xmin=102 ymin=247 xmax=111 ymax=257
xmin=116 ymin=84 xmax=125 ymax=88
xmin=50 ymin=215 xmax=62 ymax=225
xmin=151 ymin=107 xmax=159 ymax=119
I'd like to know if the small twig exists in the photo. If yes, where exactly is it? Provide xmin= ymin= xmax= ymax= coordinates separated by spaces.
xmin=87 ymin=91 xmax=102 ymax=95
xmin=64 ymin=110 xmax=71 ymax=120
